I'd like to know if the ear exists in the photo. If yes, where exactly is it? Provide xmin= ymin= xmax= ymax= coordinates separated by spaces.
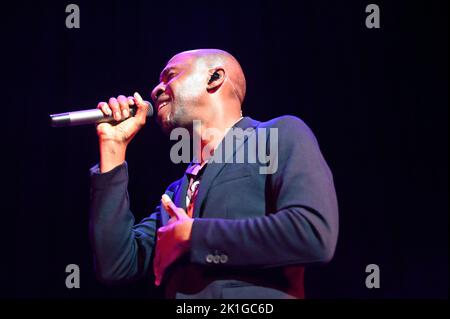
xmin=206 ymin=68 xmax=225 ymax=92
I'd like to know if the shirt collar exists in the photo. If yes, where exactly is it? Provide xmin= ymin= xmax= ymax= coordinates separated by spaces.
xmin=185 ymin=160 xmax=208 ymax=177
xmin=186 ymin=116 xmax=244 ymax=177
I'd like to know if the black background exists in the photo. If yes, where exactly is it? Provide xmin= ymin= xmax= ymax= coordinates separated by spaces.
xmin=1 ymin=0 xmax=447 ymax=299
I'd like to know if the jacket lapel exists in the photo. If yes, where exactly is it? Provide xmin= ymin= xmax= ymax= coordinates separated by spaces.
xmin=193 ymin=117 xmax=260 ymax=218
xmin=173 ymin=175 xmax=189 ymax=211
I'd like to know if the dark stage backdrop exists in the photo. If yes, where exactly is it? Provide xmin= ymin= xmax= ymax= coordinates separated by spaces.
xmin=1 ymin=0 xmax=447 ymax=298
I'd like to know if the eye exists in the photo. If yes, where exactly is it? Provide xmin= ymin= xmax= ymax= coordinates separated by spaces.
xmin=167 ymin=72 xmax=176 ymax=81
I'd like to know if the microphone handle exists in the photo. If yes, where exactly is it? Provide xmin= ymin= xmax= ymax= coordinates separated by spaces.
xmin=50 ymin=106 xmax=141 ymax=127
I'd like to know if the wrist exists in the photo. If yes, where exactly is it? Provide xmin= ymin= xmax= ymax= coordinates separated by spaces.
xmin=99 ymin=139 xmax=127 ymax=173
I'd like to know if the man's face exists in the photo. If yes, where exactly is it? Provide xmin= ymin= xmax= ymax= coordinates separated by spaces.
xmin=151 ymin=53 xmax=207 ymax=133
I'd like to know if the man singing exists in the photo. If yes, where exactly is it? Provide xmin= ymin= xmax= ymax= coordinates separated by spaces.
xmin=89 ymin=49 xmax=338 ymax=298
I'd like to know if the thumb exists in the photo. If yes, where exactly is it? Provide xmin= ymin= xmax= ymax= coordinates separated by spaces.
xmin=161 ymin=194 xmax=187 ymax=220
xmin=133 ymin=92 xmax=150 ymax=123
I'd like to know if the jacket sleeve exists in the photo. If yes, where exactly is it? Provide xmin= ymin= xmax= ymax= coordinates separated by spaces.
xmin=190 ymin=116 xmax=339 ymax=268
xmin=89 ymin=162 xmax=160 ymax=284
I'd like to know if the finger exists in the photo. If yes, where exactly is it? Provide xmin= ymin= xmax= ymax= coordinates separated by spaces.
xmin=127 ymin=96 xmax=135 ymax=106
xmin=117 ymin=95 xmax=130 ymax=119
xmin=154 ymin=245 xmax=164 ymax=287
xmin=134 ymin=91 xmax=144 ymax=104
xmin=126 ymin=96 xmax=136 ymax=117
xmin=97 ymin=102 xmax=112 ymax=116
xmin=154 ymin=263 xmax=163 ymax=287
xmin=153 ymin=252 xmax=161 ymax=286
xmin=161 ymin=194 xmax=178 ymax=212
xmin=109 ymin=97 xmax=121 ymax=121
xmin=155 ymin=258 xmax=169 ymax=287
xmin=161 ymin=194 xmax=179 ymax=217
xmin=161 ymin=194 xmax=187 ymax=220
xmin=133 ymin=92 xmax=150 ymax=124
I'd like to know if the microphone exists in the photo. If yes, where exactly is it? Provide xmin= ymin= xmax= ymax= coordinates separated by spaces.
xmin=49 ymin=102 xmax=154 ymax=127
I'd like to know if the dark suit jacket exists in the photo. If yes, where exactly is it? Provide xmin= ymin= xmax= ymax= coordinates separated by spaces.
xmin=89 ymin=116 xmax=339 ymax=299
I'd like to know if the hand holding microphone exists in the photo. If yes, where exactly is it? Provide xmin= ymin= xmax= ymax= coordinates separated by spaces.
xmin=50 ymin=92 xmax=153 ymax=128
xmin=94 ymin=92 xmax=152 ymax=145
xmin=50 ymin=92 xmax=152 ymax=173
xmin=97 ymin=93 xmax=151 ymax=172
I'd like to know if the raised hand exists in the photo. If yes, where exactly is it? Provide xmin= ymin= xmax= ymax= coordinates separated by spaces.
xmin=153 ymin=194 xmax=193 ymax=286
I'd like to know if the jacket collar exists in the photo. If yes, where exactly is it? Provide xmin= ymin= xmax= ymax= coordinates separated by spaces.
xmin=164 ymin=116 xmax=260 ymax=222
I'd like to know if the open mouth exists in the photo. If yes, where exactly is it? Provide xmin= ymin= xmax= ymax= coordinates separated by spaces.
xmin=157 ymin=101 xmax=170 ymax=112
xmin=158 ymin=99 xmax=170 ymax=112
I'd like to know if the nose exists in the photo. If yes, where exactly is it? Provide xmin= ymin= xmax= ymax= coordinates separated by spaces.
xmin=151 ymin=82 xmax=166 ymax=103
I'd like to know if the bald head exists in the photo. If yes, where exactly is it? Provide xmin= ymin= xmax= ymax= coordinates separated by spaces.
xmin=152 ymin=48 xmax=246 ymax=134
xmin=169 ymin=49 xmax=246 ymax=104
